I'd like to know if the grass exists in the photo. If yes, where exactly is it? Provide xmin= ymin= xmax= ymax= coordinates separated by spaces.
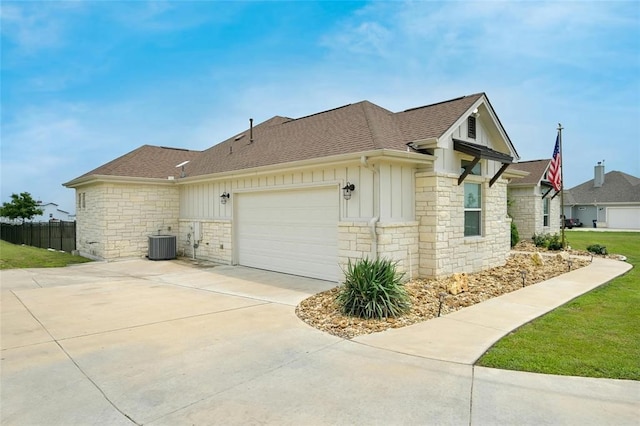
xmin=477 ymin=231 xmax=640 ymax=380
xmin=0 ymin=240 xmax=92 ymax=269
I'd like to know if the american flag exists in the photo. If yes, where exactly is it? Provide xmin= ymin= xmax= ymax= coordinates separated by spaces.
xmin=547 ymin=134 xmax=562 ymax=191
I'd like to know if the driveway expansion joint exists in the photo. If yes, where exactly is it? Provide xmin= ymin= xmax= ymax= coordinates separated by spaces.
xmin=10 ymin=290 xmax=140 ymax=426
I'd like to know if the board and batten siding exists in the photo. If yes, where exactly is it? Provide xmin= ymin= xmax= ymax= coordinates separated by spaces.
xmin=177 ymin=161 xmax=416 ymax=278
xmin=432 ymin=118 xmax=511 ymax=178
xmin=179 ymin=162 xmax=415 ymax=223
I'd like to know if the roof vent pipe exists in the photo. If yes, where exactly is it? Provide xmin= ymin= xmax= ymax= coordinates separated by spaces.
xmin=250 ymin=118 xmax=254 ymax=143
xmin=594 ymin=161 xmax=605 ymax=188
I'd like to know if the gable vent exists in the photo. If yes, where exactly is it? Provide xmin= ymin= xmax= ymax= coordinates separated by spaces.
xmin=468 ymin=116 xmax=476 ymax=139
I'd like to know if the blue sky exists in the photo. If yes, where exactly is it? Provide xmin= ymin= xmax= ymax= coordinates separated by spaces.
xmin=2 ymin=1 xmax=639 ymax=214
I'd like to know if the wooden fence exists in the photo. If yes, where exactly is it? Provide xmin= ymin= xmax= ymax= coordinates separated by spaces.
xmin=0 ymin=221 xmax=76 ymax=253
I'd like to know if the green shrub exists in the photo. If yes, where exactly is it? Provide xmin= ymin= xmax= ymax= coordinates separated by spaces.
xmin=532 ymin=233 xmax=565 ymax=251
xmin=336 ymin=258 xmax=411 ymax=319
xmin=510 ymin=221 xmax=520 ymax=247
xmin=586 ymin=244 xmax=608 ymax=255
xmin=532 ymin=233 xmax=547 ymax=248
xmin=546 ymin=233 xmax=564 ymax=251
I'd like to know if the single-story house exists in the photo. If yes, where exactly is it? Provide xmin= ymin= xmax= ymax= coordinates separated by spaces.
xmin=563 ymin=162 xmax=640 ymax=230
xmin=507 ymin=159 xmax=561 ymax=239
xmin=64 ymin=92 xmax=522 ymax=282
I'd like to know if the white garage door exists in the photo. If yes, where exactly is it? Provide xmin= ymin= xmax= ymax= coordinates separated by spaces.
xmin=607 ymin=207 xmax=640 ymax=229
xmin=236 ymin=187 xmax=339 ymax=281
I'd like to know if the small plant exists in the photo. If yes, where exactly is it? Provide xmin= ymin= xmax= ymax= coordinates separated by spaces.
xmin=532 ymin=233 xmax=565 ymax=251
xmin=532 ymin=233 xmax=547 ymax=248
xmin=546 ymin=233 xmax=564 ymax=251
xmin=510 ymin=221 xmax=520 ymax=247
xmin=336 ymin=258 xmax=411 ymax=319
xmin=586 ymin=244 xmax=608 ymax=255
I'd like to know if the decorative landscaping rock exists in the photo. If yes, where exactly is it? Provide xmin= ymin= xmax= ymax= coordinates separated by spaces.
xmin=296 ymin=252 xmax=590 ymax=339
xmin=447 ymin=272 xmax=469 ymax=295
xmin=531 ymin=252 xmax=545 ymax=266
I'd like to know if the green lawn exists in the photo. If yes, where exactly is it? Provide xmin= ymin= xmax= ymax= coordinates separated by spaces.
xmin=0 ymin=240 xmax=92 ymax=269
xmin=477 ymin=231 xmax=640 ymax=380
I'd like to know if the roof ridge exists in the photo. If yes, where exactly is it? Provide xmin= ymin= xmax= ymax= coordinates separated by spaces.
xmin=159 ymin=146 xmax=196 ymax=152
xmin=360 ymin=101 xmax=397 ymax=149
xmin=402 ymin=92 xmax=484 ymax=113
xmin=515 ymin=158 xmax=551 ymax=164
xmin=286 ymin=103 xmax=353 ymax=123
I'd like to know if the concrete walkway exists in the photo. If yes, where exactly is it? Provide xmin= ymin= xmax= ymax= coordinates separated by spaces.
xmin=354 ymin=257 xmax=632 ymax=364
xmin=1 ymin=257 xmax=638 ymax=425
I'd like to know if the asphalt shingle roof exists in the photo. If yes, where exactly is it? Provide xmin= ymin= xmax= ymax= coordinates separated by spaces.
xmin=565 ymin=171 xmax=640 ymax=204
xmin=67 ymin=93 xmax=495 ymax=183
xmin=395 ymin=93 xmax=483 ymax=142
xmin=508 ymin=160 xmax=551 ymax=186
xmin=74 ymin=145 xmax=201 ymax=180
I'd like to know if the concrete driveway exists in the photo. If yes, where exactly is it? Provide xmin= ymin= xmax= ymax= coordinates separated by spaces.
xmin=1 ymin=259 xmax=638 ymax=425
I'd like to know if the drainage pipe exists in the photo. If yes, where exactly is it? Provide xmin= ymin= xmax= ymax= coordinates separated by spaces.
xmin=361 ymin=156 xmax=379 ymax=258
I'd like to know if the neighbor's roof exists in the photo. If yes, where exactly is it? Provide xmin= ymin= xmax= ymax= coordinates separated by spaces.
xmin=508 ymin=159 xmax=551 ymax=186
xmin=67 ymin=93 xmax=512 ymax=183
xmin=67 ymin=145 xmax=201 ymax=184
xmin=564 ymin=171 xmax=640 ymax=204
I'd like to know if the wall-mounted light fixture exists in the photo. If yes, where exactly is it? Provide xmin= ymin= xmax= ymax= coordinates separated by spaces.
xmin=342 ymin=182 xmax=355 ymax=200
xmin=220 ymin=192 xmax=230 ymax=204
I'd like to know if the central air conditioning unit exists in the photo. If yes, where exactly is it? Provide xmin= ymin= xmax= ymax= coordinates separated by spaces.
xmin=148 ymin=235 xmax=177 ymax=260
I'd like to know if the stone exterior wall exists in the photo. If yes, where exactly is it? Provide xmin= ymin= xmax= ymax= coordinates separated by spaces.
xmin=337 ymin=221 xmax=419 ymax=282
xmin=75 ymin=182 xmax=179 ymax=260
xmin=178 ymin=219 xmax=232 ymax=264
xmin=75 ymin=184 xmax=104 ymax=259
xmin=508 ymin=187 xmax=539 ymax=240
xmin=416 ymin=171 xmax=510 ymax=278
xmin=377 ymin=222 xmax=419 ymax=280
xmin=338 ymin=221 xmax=372 ymax=281
xmin=508 ymin=187 xmax=561 ymax=240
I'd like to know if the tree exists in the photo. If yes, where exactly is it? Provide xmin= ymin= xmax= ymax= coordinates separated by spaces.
xmin=0 ymin=192 xmax=44 ymax=223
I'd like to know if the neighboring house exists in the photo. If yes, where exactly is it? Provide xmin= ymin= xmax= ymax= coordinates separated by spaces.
xmin=1 ymin=201 xmax=74 ymax=223
xmin=64 ymin=93 xmax=521 ymax=282
xmin=563 ymin=162 xmax=640 ymax=230
xmin=507 ymin=159 xmax=561 ymax=239
xmin=31 ymin=202 xmax=74 ymax=222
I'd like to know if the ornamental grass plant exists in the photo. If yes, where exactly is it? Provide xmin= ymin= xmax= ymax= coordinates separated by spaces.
xmin=336 ymin=258 xmax=411 ymax=320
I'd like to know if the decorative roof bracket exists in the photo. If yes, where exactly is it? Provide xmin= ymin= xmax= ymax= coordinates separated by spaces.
xmin=454 ymin=139 xmax=513 ymax=186
xmin=489 ymin=163 xmax=511 ymax=187
xmin=458 ymin=157 xmax=481 ymax=185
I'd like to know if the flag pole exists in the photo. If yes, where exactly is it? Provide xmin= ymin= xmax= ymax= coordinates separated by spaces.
xmin=558 ymin=123 xmax=565 ymax=248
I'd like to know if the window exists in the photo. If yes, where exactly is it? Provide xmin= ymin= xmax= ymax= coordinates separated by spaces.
xmin=464 ymin=183 xmax=482 ymax=236
xmin=468 ymin=116 xmax=476 ymax=139
xmin=81 ymin=193 xmax=86 ymax=209
xmin=543 ymin=198 xmax=550 ymax=227
xmin=461 ymin=159 xmax=481 ymax=176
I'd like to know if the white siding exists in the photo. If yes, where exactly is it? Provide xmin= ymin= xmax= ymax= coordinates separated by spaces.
xmin=179 ymin=162 xmax=413 ymax=223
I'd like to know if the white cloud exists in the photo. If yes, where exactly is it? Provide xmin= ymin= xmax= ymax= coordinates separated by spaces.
xmin=321 ymin=20 xmax=393 ymax=56
xmin=0 ymin=1 xmax=85 ymax=53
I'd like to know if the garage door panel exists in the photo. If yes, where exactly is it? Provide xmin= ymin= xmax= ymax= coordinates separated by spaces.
xmin=236 ymin=187 xmax=339 ymax=281
xmin=608 ymin=207 xmax=640 ymax=229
